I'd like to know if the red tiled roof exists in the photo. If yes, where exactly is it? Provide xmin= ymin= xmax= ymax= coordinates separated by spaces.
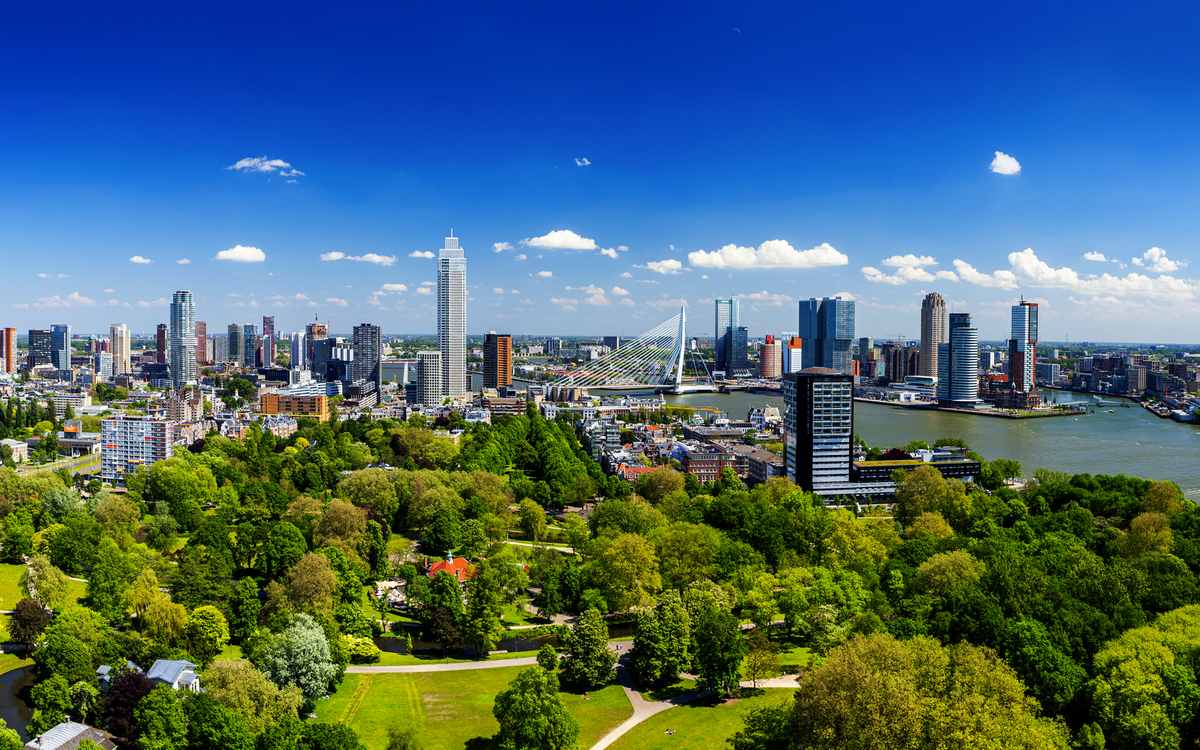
xmin=427 ymin=557 xmax=474 ymax=582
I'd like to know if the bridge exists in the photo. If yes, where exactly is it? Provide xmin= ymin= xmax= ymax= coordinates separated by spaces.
xmin=548 ymin=308 xmax=717 ymax=394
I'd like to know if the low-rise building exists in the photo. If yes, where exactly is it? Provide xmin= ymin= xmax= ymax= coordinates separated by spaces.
xmin=261 ymin=392 xmax=329 ymax=421
xmin=850 ymin=450 xmax=981 ymax=484
xmin=23 ymin=721 xmax=116 ymax=750
xmin=146 ymin=659 xmax=200 ymax=692
xmin=0 ymin=438 xmax=28 ymax=463
xmin=747 ymin=449 xmax=785 ymax=485
xmin=678 ymin=441 xmax=737 ymax=484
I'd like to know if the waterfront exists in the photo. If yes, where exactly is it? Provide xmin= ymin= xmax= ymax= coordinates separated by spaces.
xmin=663 ymin=390 xmax=1200 ymax=493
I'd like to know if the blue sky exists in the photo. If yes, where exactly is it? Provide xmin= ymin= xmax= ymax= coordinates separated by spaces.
xmin=2 ymin=1 xmax=1199 ymax=342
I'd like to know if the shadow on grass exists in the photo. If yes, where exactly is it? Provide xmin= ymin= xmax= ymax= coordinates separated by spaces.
xmin=464 ymin=736 xmax=497 ymax=750
xmin=646 ymin=682 xmax=697 ymax=702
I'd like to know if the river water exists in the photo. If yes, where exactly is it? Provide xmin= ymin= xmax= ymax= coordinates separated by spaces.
xmin=663 ymin=390 xmax=1200 ymax=493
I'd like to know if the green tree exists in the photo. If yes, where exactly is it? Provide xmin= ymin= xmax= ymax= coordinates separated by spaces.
xmin=32 ymin=630 xmax=93 ymax=685
xmin=202 ymin=659 xmax=303 ymax=735
xmin=229 ymin=578 xmax=262 ymax=643
xmin=87 ymin=538 xmax=140 ymax=622
xmin=537 ymin=644 xmax=558 ymax=672
xmin=1119 ymin=512 xmax=1173 ymax=559
xmin=492 ymin=666 xmax=580 ymax=750
xmin=181 ymin=692 xmax=254 ymax=750
xmin=22 ymin=554 xmax=70 ymax=607
xmin=461 ymin=567 xmax=504 ymax=657
xmin=258 ymin=613 xmax=339 ymax=702
xmin=9 ymin=598 xmax=49 ymax=645
xmin=263 ymin=522 xmax=309 ymax=580
xmin=423 ymin=507 xmax=462 ymax=554
xmin=185 ymin=605 xmax=230 ymax=665
xmin=561 ymin=608 xmax=616 ymax=689
xmin=694 ymin=602 xmax=746 ymax=696
xmin=635 ymin=467 xmax=685 ymax=505
xmin=628 ymin=590 xmax=690 ymax=687
xmin=594 ymin=533 xmax=661 ymax=611
xmin=0 ymin=719 xmax=21 ymax=750
xmin=519 ymin=499 xmax=547 ymax=542
xmin=742 ymin=630 xmax=781 ymax=689
xmin=27 ymin=674 xmax=71 ymax=736
xmin=135 ymin=685 xmax=188 ymax=750
xmin=303 ymin=723 xmax=367 ymax=750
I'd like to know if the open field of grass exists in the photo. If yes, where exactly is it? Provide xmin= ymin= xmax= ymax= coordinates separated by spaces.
xmin=314 ymin=667 xmax=632 ymax=750
xmin=607 ymin=689 xmax=794 ymax=750
xmin=0 ymin=652 xmax=32 ymax=675
xmin=0 ymin=564 xmax=28 ymax=610
xmin=372 ymin=648 xmax=534 ymax=667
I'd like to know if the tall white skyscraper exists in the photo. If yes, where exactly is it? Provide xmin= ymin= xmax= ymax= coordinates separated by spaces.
xmin=289 ymin=332 xmax=305 ymax=370
xmin=417 ymin=350 xmax=443 ymax=405
xmin=438 ymin=233 xmax=467 ymax=398
xmin=169 ymin=291 xmax=197 ymax=388
xmin=110 ymin=323 xmax=131 ymax=375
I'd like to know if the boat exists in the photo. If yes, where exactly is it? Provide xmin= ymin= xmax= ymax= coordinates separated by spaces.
xmin=1107 ymin=409 xmax=1114 ymax=413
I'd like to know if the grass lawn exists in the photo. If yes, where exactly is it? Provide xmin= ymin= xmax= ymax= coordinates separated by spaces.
xmin=0 ymin=652 xmax=32 ymax=675
xmin=314 ymin=667 xmax=631 ymax=750
xmin=214 ymin=643 xmax=244 ymax=661
xmin=499 ymin=600 xmax=547 ymax=628
xmin=0 ymin=614 xmax=9 ymax=642
xmin=607 ymin=689 xmax=794 ymax=750
xmin=386 ymin=534 xmax=416 ymax=557
xmin=776 ymin=637 xmax=821 ymax=673
xmin=644 ymin=676 xmax=698 ymax=702
xmin=0 ymin=564 xmax=27 ymax=610
xmin=372 ymin=648 xmax=534 ymax=667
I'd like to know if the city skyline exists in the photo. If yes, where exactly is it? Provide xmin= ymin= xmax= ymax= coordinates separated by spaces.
xmin=2 ymin=4 xmax=1200 ymax=341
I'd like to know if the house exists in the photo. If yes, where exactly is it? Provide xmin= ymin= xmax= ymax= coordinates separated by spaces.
xmin=96 ymin=660 xmax=142 ymax=693
xmin=24 ymin=721 xmax=116 ymax=750
xmin=146 ymin=659 xmax=200 ymax=692
xmin=425 ymin=555 xmax=474 ymax=583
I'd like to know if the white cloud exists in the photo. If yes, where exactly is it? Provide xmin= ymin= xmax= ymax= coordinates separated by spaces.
xmin=881 ymin=254 xmax=937 ymax=268
xmin=11 ymin=303 xmax=29 ymax=308
xmin=325 ymin=297 xmax=348 ymax=306
xmin=619 ymin=298 xmax=635 ymax=307
xmin=249 ymin=300 xmax=259 ymax=308
xmin=320 ymin=252 xmax=345 ymax=261
xmin=269 ymin=293 xmax=309 ymax=301
xmin=415 ymin=287 xmax=433 ymax=296
xmin=989 ymin=151 xmax=1021 ymax=175
xmin=1132 ymin=247 xmax=1185 ymax=273
xmin=637 ymin=259 xmax=683 ymax=275
xmin=104 ymin=299 xmax=119 ymax=306
xmin=739 ymin=291 xmax=793 ymax=306
xmin=381 ymin=283 xmax=408 ymax=292
xmin=611 ymin=286 xmax=629 ymax=296
xmin=216 ymin=245 xmax=266 ymax=262
xmin=420 ymin=281 xmax=435 ymax=285
xmin=688 ymin=240 xmax=848 ymax=269
xmin=551 ymin=297 xmax=579 ymax=312
xmin=103 ymin=288 xmax=115 ymax=292
xmin=862 ymin=266 xmax=958 ymax=285
xmin=701 ymin=274 xmax=709 ymax=279
xmin=33 ymin=292 xmax=96 ymax=308
xmin=575 ymin=158 xmax=591 ymax=166
xmin=537 ymin=271 xmax=553 ymax=278
xmin=515 ymin=254 xmax=527 ymax=261
xmin=1084 ymin=252 xmax=1111 ymax=262
xmin=492 ymin=287 xmax=505 ymax=294
xmin=129 ymin=255 xmax=153 ymax=264
xmin=493 ymin=242 xmax=512 ymax=253
xmin=37 ymin=273 xmax=69 ymax=278
xmin=280 ymin=169 xmax=304 ymax=177
xmin=345 ymin=253 xmax=396 ymax=265
xmin=409 ymin=251 xmax=436 ymax=259
xmin=225 ymin=156 xmax=292 ymax=173
xmin=953 ymin=259 xmax=1020 ymax=290
xmin=645 ymin=298 xmax=689 ymax=309
xmin=830 ymin=292 xmax=857 ymax=301
xmin=136 ymin=298 xmax=168 ymax=308
xmin=176 ymin=258 xmax=191 ymax=265
xmin=585 ymin=292 xmax=610 ymax=306
xmin=621 ymin=272 xmax=633 ymax=278
xmin=521 ymin=230 xmax=597 ymax=251
xmin=600 ymin=248 xmax=619 ymax=259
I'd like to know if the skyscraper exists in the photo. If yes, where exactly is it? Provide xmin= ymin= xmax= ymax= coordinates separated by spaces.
xmin=352 ymin=323 xmax=382 ymax=391
xmin=782 ymin=367 xmax=854 ymax=495
xmin=714 ymin=297 xmax=739 ymax=376
xmin=798 ymin=297 xmax=855 ymax=375
xmin=305 ymin=320 xmax=329 ymax=377
xmin=243 ymin=324 xmax=259 ymax=368
xmin=289 ymin=332 xmax=305 ymax=370
xmin=169 ymin=290 xmax=197 ymax=389
xmin=438 ymin=233 xmax=467 ymax=397
xmin=1009 ymin=299 xmax=1038 ymax=393
xmin=937 ymin=313 xmax=979 ymax=406
xmin=195 ymin=322 xmax=207 ymax=367
xmin=261 ymin=316 xmax=276 ymax=368
xmin=227 ymin=324 xmax=243 ymax=367
xmin=0 ymin=328 xmax=15 ymax=374
xmin=782 ymin=336 xmax=803 ymax=374
xmin=155 ymin=324 xmax=168 ymax=364
xmin=483 ymin=332 xmax=512 ymax=390
xmin=110 ymin=324 xmax=131 ymax=375
xmin=920 ymin=293 xmax=947 ymax=380
xmin=758 ymin=335 xmax=781 ymax=378
xmin=27 ymin=330 xmax=51 ymax=369
xmin=417 ymin=350 xmax=443 ymax=405
xmin=50 ymin=324 xmax=71 ymax=370
xmin=602 ymin=336 xmax=620 ymax=352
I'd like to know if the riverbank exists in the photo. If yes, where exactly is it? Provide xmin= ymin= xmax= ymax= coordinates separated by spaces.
xmin=853 ymin=398 xmax=1087 ymax=419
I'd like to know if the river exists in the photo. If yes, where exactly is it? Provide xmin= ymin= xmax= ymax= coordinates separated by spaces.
xmin=663 ymin=390 xmax=1200 ymax=493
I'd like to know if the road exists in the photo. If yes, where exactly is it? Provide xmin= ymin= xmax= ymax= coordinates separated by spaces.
xmin=18 ymin=453 xmax=100 ymax=476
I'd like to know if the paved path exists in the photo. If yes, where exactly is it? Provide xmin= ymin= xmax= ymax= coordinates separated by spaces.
xmin=589 ymin=665 xmax=709 ymax=750
xmin=504 ymin=540 xmax=575 ymax=554
xmin=347 ymin=656 xmax=539 ymax=674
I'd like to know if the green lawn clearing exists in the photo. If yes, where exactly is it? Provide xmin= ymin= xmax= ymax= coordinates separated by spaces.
xmin=0 ymin=564 xmax=27 ymax=610
xmin=314 ymin=667 xmax=631 ymax=750
xmin=607 ymin=689 xmax=794 ymax=750
xmin=372 ymin=647 xmax=534 ymax=667
xmin=0 ymin=652 xmax=32 ymax=675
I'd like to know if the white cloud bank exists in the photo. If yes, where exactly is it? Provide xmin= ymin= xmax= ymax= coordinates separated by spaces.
xmin=688 ymin=241 xmax=847 ymax=269
xmin=989 ymin=151 xmax=1021 ymax=175
xmin=1132 ymin=247 xmax=1185 ymax=273
xmin=637 ymin=259 xmax=683 ymax=275
xmin=522 ymin=230 xmax=597 ymax=251
xmin=216 ymin=245 xmax=266 ymax=262
xmin=409 ymin=251 xmax=435 ymax=259
xmin=882 ymin=254 xmax=937 ymax=268
xmin=954 ymin=248 xmax=1199 ymax=300
xmin=129 ymin=256 xmax=153 ymax=264
xmin=225 ymin=156 xmax=296 ymax=174
xmin=321 ymin=251 xmax=398 ymax=265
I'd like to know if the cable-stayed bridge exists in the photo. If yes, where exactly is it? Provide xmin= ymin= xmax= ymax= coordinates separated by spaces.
xmin=547 ymin=307 xmax=717 ymax=393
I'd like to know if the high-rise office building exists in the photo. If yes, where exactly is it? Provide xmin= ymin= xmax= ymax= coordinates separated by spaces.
xmin=212 ymin=336 xmax=229 ymax=364
xmin=758 ymin=335 xmax=781 ymax=378
xmin=937 ymin=313 xmax=979 ymax=406
xmin=714 ymin=297 xmax=739 ymax=376
xmin=0 ymin=328 xmax=15 ymax=374
xmin=169 ymin=291 xmax=197 ymax=389
xmin=50 ymin=324 xmax=71 ymax=370
xmin=782 ymin=367 xmax=854 ymax=495
xmin=920 ymin=293 xmax=947 ymax=380
xmin=417 ymin=350 xmax=443 ymax=405
xmin=194 ymin=322 xmax=207 ymax=366
xmin=27 ymin=330 xmax=51 ymax=369
xmin=243 ymin=324 xmax=260 ymax=368
xmin=856 ymin=337 xmax=874 ymax=367
xmin=602 ymin=336 xmax=620 ymax=352
xmin=782 ymin=336 xmax=803 ymax=374
xmin=95 ymin=351 xmax=113 ymax=379
xmin=1009 ymin=299 xmax=1038 ymax=393
xmin=305 ymin=321 xmax=329 ymax=377
xmin=155 ymin=324 xmax=168 ymax=364
xmin=352 ymin=323 xmax=382 ymax=390
xmin=798 ymin=297 xmax=855 ymax=375
xmin=483 ymin=332 xmax=512 ymax=390
xmin=262 ymin=316 xmax=276 ymax=368
xmin=110 ymin=324 xmax=131 ymax=375
xmin=289 ymin=332 xmax=305 ymax=369
xmin=227 ymin=324 xmax=244 ymax=367
xmin=438 ymin=233 xmax=467 ymax=397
